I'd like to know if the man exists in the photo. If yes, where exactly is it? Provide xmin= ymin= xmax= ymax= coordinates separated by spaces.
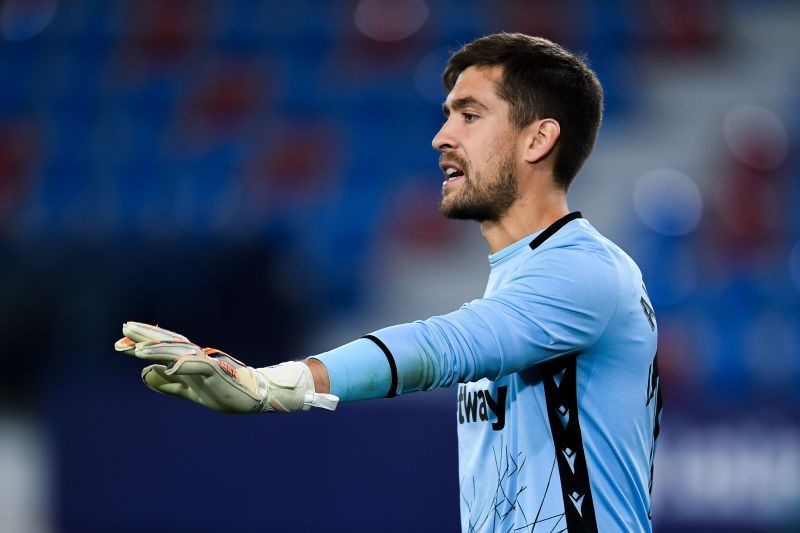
xmin=116 ymin=33 xmax=662 ymax=532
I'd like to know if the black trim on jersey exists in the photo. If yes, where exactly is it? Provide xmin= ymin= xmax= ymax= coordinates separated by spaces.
xmin=541 ymin=355 xmax=598 ymax=533
xmin=363 ymin=335 xmax=398 ymax=398
xmin=647 ymin=352 xmax=663 ymax=515
xmin=528 ymin=211 xmax=583 ymax=251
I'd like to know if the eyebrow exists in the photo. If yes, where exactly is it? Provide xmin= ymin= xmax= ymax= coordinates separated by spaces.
xmin=442 ymin=96 xmax=489 ymax=117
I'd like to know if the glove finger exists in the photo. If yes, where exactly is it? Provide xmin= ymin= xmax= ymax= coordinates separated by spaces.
xmin=122 ymin=322 xmax=191 ymax=344
xmin=145 ymin=357 xmax=261 ymax=413
xmin=135 ymin=340 xmax=204 ymax=363
xmin=202 ymin=347 xmax=248 ymax=368
xmin=114 ymin=336 xmax=136 ymax=355
xmin=163 ymin=355 xmax=219 ymax=377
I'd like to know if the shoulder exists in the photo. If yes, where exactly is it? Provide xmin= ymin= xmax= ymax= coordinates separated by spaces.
xmin=510 ymin=219 xmax=632 ymax=304
xmin=524 ymin=219 xmax=630 ymax=274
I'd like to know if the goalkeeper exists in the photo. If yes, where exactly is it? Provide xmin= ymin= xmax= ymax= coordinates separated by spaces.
xmin=116 ymin=33 xmax=662 ymax=533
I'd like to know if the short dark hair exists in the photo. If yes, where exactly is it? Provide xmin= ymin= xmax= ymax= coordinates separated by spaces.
xmin=443 ymin=33 xmax=603 ymax=190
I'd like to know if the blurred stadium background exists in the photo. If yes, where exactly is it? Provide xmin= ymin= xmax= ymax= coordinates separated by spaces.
xmin=1 ymin=0 xmax=799 ymax=531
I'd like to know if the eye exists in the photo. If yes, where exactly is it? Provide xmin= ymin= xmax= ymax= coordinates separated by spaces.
xmin=463 ymin=113 xmax=477 ymax=123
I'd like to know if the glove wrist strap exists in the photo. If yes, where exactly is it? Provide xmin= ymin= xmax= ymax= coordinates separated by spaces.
xmin=304 ymin=392 xmax=339 ymax=411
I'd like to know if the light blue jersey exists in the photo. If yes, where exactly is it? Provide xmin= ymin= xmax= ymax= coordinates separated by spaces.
xmin=315 ymin=212 xmax=662 ymax=532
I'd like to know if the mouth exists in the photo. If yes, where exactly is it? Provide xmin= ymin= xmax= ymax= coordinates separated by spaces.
xmin=440 ymin=161 xmax=465 ymax=185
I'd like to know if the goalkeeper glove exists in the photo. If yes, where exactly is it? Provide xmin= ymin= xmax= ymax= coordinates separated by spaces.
xmin=114 ymin=321 xmax=338 ymax=414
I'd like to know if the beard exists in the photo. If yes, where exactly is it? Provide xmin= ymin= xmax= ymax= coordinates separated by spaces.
xmin=439 ymin=150 xmax=519 ymax=223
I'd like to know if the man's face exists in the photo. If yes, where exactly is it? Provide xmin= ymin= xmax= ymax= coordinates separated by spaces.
xmin=432 ymin=65 xmax=519 ymax=222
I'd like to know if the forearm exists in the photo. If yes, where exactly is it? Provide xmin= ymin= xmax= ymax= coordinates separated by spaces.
xmin=308 ymin=320 xmax=460 ymax=403
xmin=309 ymin=338 xmax=394 ymax=402
xmin=307 ymin=306 xmax=517 ymax=403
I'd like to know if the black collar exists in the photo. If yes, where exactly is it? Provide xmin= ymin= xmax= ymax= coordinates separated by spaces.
xmin=528 ymin=211 xmax=583 ymax=251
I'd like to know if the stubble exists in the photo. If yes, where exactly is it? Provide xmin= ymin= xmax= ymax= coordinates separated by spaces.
xmin=439 ymin=148 xmax=519 ymax=223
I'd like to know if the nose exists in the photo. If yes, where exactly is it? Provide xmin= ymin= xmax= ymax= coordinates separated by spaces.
xmin=432 ymin=120 xmax=457 ymax=153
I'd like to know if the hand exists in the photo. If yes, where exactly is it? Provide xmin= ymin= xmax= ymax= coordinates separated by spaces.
xmin=115 ymin=322 xmax=338 ymax=413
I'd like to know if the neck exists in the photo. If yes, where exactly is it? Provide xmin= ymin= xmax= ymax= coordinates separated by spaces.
xmin=480 ymin=186 xmax=569 ymax=254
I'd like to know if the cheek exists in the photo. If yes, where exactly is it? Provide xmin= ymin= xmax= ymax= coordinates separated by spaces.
xmin=462 ymin=122 xmax=512 ymax=174
xmin=476 ymin=125 xmax=512 ymax=159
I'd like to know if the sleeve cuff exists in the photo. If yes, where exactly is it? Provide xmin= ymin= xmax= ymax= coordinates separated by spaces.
xmin=310 ymin=338 xmax=392 ymax=402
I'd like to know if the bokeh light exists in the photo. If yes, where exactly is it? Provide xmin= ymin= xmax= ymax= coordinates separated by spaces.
xmin=353 ymin=0 xmax=429 ymax=42
xmin=0 ymin=0 xmax=57 ymax=42
xmin=633 ymin=169 xmax=703 ymax=236
xmin=722 ymin=105 xmax=788 ymax=171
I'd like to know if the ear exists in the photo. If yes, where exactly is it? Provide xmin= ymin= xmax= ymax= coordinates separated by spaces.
xmin=521 ymin=118 xmax=560 ymax=164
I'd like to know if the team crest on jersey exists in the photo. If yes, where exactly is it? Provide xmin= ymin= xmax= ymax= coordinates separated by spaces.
xmin=457 ymin=384 xmax=507 ymax=431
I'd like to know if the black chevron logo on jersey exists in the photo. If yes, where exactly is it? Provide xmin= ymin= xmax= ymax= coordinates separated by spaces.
xmin=542 ymin=355 xmax=598 ymax=532
xmin=562 ymin=447 xmax=576 ymax=473
xmin=570 ymin=491 xmax=585 ymax=516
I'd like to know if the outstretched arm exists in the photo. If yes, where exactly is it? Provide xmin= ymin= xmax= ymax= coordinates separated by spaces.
xmin=117 ymin=247 xmax=618 ymax=413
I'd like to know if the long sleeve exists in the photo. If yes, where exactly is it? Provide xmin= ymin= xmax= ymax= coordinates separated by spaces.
xmin=314 ymin=245 xmax=621 ymax=402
